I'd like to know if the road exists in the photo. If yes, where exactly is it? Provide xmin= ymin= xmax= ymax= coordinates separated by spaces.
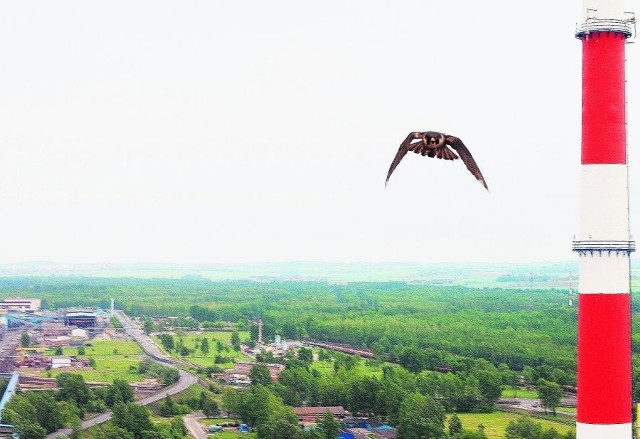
xmin=183 ymin=412 xmax=208 ymax=439
xmin=46 ymin=311 xmax=198 ymax=439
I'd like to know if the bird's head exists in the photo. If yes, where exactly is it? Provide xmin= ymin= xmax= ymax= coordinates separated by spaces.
xmin=423 ymin=132 xmax=444 ymax=147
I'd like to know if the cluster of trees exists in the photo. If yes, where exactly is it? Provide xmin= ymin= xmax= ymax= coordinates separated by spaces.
xmin=273 ymin=350 xmax=502 ymax=416
xmin=1 ymin=369 xmax=193 ymax=439
xmin=1 ymin=373 xmax=135 ymax=439
xmin=225 ymin=361 xmax=574 ymax=439
xmin=504 ymin=416 xmax=575 ymax=439
xmin=224 ymin=355 xmax=503 ymax=434
xmin=91 ymin=402 xmax=187 ymax=439
xmin=138 ymin=358 xmax=180 ymax=385
xmin=1 ymin=391 xmax=65 ymax=438
xmin=221 ymin=385 xmax=338 ymax=439
xmin=157 ymin=391 xmax=220 ymax=418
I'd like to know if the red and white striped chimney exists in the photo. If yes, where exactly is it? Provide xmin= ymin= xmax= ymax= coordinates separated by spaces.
xmin=573 ymin=0 xmax=635 ymax=437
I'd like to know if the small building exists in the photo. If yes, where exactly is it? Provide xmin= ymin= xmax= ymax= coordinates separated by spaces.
xmin=50 ymin=356 xmax=72 ymax=369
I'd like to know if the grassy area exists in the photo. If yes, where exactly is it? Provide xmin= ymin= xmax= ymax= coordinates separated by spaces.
xmin=310 ymin=355 xmax=384 ymax=378
xmin=500 ymin=387 xmax=539 ymax=399
xmin=200 ymin=418 xmax=256 ymax=438
xmin=38 ymin=339 xmax=145 ymax=383
xmin=152 ymin=331 xmax=252 ymax=369
xmin=448 ymin=412 xmax=575 ymax=439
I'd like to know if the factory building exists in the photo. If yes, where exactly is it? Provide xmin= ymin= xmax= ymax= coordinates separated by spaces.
xmin=0 ymin=298 xmax=41 ymax=314
xmin=64 ymin=311 xmax=97 ymax=328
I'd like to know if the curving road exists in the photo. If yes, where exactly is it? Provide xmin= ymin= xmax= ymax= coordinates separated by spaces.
xmin=46 ymin=311 xmax=198 ymax=439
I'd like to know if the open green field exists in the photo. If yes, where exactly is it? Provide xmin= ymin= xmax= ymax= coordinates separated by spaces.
xmin=41 ymin=339 xmax=145 ymax=383
xmin=448 ymin=412 xmax=574 ymax=439
xmin=152 ymin=331 xmax=252 ymax=369
xmin=310 ymin=358 xmax=384 ymax=378
xmin=500 ymin=387 xmax=538 ymax=399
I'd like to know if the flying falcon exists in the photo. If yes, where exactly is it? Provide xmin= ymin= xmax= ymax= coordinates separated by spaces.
xmin=385 ymin=131 xmax=488 ymax=190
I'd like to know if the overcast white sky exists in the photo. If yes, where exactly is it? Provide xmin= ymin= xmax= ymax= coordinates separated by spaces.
xmin=0 ymin=1 xmax=638 ymax=264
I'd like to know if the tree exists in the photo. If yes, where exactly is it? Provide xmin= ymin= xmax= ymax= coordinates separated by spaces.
xmin=58 ymin=400 xmax=83 ymax=431
xmin=221 ymin=387 xmax=247 ymax=419
xmin=159 ymin=395 xmax=178 ymax=417
xmin=143 ymin=319 xmax=154 ymax=335
xmin=278 ymin=367 xmax=315 ymax=406
xmin=297 ymin=347 xmax=313 ymax=364
xmin=24 ymin=391 xmax=63 ymax=433
xmin=2 ymin=392 xmax=62 ymax=436
xmin=505 ymin=416 xmax=543 ymax=439
xmin=256 ymin=418 xmax=304 ymax=439
xmin=158 ymin=334 xmax=174 ymax=352
xmin=21 ymin=332 xmax=30 ymax=348
xmin=99 ymin=425 xmax=135 ymax=439
xmin=57 ymin=373 xmax=91 ymax=408
xmin=139 ymin=431 xmax=168 ymax=439
xmin=473 ymin=367 xmax=502 ymax=408
xmin=231 ymin=331 xmax=241 ymax=350
xmin=169 ymin=417 xmax=187 ymax=438
xmin=250 ymin=364 xmax=272 ymax=386
xmin=14 ymin=422 xmax=46 ymax=439
xmin=348 ymin=375 xmax=379 ymax=415
xmin=201 ymin=396 xmax=220 ymax=417
xmin=54 ymin=346 xmax=63 ymax=356
xmin=317 ymin=349 xmax=332 ymax=361
xmin=112 ymin=402 xmax=156 ymax=439
xmin=397 ymin=392 xmax=446 ymax=439
xmin=106 ymin=379 xmax=135 ymax=407
xmin=448 ymin=413 xmax=463 ymax=437
xmin=201 ymin=337 xmax=209 ymax=355
xmin=317 ymin=411 xmax=340 ymax=439
xmin=399 ymin=347 xmax=425 ymax=373
xmin=536 ymin=379 xmax=562 ymax=416
xmin=77 ymin=346 xmax=86 ymax=355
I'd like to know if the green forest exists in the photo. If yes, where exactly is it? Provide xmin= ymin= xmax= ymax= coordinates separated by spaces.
xmin=0 ymin=280 xmax=572 ymax=377
xmin=3 ymin=276 xmax=640 ymax=400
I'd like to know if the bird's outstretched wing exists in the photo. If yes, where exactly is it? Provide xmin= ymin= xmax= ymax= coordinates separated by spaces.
xmin=385 ymin=132 xmax=422 ymax=186
xmin=446 ymin=135 xmax=488 ymax=190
